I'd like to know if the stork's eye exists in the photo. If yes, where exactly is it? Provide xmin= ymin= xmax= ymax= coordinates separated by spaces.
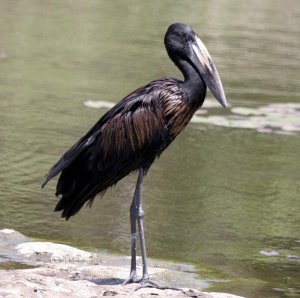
xmin=184 ymin=34 xmax=193 ymax=42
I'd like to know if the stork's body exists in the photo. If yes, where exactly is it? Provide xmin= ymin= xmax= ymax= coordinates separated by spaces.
xmin=43 ymin=23 xmax=227 ymax=286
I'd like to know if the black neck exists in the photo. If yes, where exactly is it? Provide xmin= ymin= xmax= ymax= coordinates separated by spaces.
xmin=174 ymin=56 xmax=206 ymax=106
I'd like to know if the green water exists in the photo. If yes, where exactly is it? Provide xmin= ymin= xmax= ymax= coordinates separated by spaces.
xmin=0 ymin=1 xmax=300 ymax=297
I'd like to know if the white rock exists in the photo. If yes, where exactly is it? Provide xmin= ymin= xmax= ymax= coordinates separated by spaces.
xmin=16 ymin=242 xmax=92 ymax=261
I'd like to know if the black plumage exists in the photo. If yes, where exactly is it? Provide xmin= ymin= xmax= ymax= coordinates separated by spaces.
xmin=43 ymin=23 xmax=227 ymax=286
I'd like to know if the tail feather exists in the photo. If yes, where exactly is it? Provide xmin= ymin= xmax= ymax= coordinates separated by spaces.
xmin=43 ymin=130 xmax=140 ymax=220
xmin=42 ymin=135 xmax=96 ymax=188
xmin=53 ymin=148 xmax=99 ymax=219
xmin=52 ymin=145 xmax=139 ymax=220
xmin=55 ymin=185 xmax=99 ymax=220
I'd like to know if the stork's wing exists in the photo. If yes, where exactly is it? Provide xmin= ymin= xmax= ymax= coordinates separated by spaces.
xmin=42 ymin=82 xmax=168 ymax=188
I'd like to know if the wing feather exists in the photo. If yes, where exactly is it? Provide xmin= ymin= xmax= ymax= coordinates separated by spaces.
xmin=43 ymin=79 xmax=177 ymax=219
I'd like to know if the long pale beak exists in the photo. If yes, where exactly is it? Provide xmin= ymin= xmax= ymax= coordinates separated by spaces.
xmin=190 ymin=36 xmax=227 ymax=108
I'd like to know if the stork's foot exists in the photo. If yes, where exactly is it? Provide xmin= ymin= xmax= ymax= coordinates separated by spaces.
xmin=134 ymin=278 xmax=182 ymax=292
xmin=123 ymin=274 xmax=182 ymax=292
xmin=122 ymin=271 xmax=138 ymax=285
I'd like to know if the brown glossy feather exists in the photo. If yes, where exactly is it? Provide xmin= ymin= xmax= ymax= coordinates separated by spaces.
xmin=43 ymin=78 xmax=203 ymax=219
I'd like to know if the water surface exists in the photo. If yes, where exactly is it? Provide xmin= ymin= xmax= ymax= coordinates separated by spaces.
xmin=0 ymin=1 xmax=300 ymax=297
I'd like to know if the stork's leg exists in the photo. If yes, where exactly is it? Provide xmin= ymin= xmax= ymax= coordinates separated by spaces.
xmin=122 ymin=168 xmax=144 ymax=285
xmin=136 ymin=194 xmax=182 ymax=292
xmin=135 ymin=168 xmax=150 ymax=282
xmin=123 ymin=168 xmax=181 ymax=292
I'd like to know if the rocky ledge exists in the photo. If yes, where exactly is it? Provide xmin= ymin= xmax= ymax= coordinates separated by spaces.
xmin=0 ymin=229 xmax=244 ymax=298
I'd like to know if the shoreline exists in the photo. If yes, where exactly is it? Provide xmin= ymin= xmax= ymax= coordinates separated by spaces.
xmin=0 ymin=229 xmax=244 ymax=297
